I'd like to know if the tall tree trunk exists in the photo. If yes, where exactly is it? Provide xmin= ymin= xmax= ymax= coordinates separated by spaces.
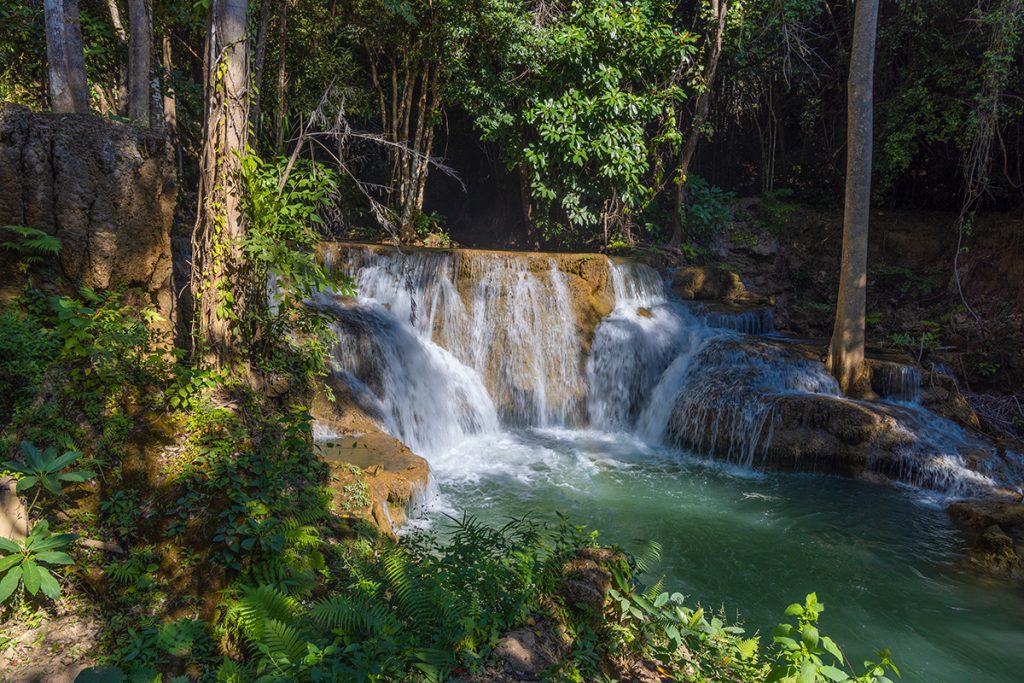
xmin=127 ymin=0 xmax=152 ymax=127
xmin=828 ymin=0 xmax=879 ymax=395
xmin=191 ymin=0 xmax=250 ymax=369
xmin=250 ymin=0 xmax=273 ymax=147
xmin=162 ymin=35 xmax=181 ymax=171
xmin=43 ymin=0 xmax=89 ymax=113
xmin=274 ymin=0 xmax=290 ymax=154
xmin=106 ymin=0 xmax=129 ymax=115
xmin=668 ymin=0 xmax=729 ymax=249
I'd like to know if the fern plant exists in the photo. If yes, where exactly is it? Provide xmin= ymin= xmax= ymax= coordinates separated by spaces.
xmin=1 ymin=224 xmax=61 ymax=268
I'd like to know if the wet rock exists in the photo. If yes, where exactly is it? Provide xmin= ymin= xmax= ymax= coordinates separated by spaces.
xmin=948 ymin=499 xmax=1024 ymax=581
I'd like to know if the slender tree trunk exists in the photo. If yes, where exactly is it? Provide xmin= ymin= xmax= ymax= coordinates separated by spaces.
xmin=250 ymin=0 xmax=273 ymax=147
xmin=191 ymin=0 xmax=250 ymax=369
xmin=668 ymin=0 xmax=729 ymax=249
xmin=43 ymin=0 xmax=89 ymax=113
xmin=106 ymin=0 xmax=129 ymax=115
xmin=828 ymin=0 xmax=879 ymax=395
xmin=63 ymin=0 xmax=89 ymax=111
xmin=127 ymin=0 xmax=152 ymax=127
xmin=273 ymin=0 xmax=290 ymax=154
xmin=162 ymin=35 xmax=178 ymax=142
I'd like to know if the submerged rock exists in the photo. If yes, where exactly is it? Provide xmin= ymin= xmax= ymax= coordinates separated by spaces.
xmin=948 ymin=499 xmax=1024 ymax=581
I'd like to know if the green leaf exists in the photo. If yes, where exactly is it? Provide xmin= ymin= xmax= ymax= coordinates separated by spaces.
xmin=0 ymin=554 xmax=22 ymax=572
xmin=0 ymin=565 xmax=23 ymax=603
xmin=801 ymin=625 xmax=820 ymax=649
xmin=37 ymin=566 xmax=61 ymax=599
xmin=15 ymin=475 xmax=38 ymax=493
xmin=34 ymin=551 xmax=74 ymax=565
xmin=822 ymin=636 xmax=844 ymax=662
xmin=0 ymin=537 xmax=20 ymax=553
xmin=784 ymin=602 xmax=804 ymax=616
xmin=799 ymin=660 xmax=817 ymax=683
xmin=58 ymin=469 xmax=95 ymax=483
xmin=22 ymin=559 xmax=41 ymax=595
xmin=820 ymin=665 xmax=850 ymax=681
xmin=50 ymin=450 xmax=83 ymax=471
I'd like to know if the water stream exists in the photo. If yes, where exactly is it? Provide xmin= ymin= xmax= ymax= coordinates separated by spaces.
xmin=319 ymin=245 xmax=1024 ymax=682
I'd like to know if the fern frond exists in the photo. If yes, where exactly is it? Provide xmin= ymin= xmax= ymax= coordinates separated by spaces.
xmin=631 ymin=539 xmax=663 ymax=576
xmin=256 ymin=618 xmax=307 ymax=665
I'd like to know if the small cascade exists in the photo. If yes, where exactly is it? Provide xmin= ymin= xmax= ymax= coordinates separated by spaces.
xmin=700 ymin=306 xmax=775 ymax=335
xmin=329 ymin=247 xmax=587 ymax=428
xmin=640 ymin=339 xmax=841 ymax=467
xmin=587 ymin=262 xmax=716 ymax=430
xmin=873 ymin=363 xmax=922 ymax=403
xmin=317 ymin=297 xmax=499 ymax=456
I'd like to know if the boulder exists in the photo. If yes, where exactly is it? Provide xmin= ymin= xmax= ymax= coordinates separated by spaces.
xmin=670 ymin=266 xmax=746 ymax=301
xmin=948 ymin=499 xmax=1024 ymax=581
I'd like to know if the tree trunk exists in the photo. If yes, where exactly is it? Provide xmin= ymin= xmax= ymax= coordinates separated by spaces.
xmin=162 ymin=34 xmax=178 ymax=156
xmin=274 ymin=0 xmax=290 ymax=154
xmin=250 ymin=0 xmax=273 ymax=147
xmin=127 ymin=0 xmax=152 ymax=127
xmin=43 ymin=0 xmax=89 ymax=113
xmin=668 ymin=0 xmax=728 ymax=249
xmin=191 ymin=0 xmax=250 ymax=369
xmin=106 ymin=0 xmax=129 ymax=115
xmin=828 ymin=0 xmax=879 ymax=395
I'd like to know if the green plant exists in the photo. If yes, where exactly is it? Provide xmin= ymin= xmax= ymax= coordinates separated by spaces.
xmin=99 ymin=490 xmax=140 ymax=541
xmin=685 ymin=175 xmax=736 ymax=244
xmin=5 ymin=441 xmax=93 ymax=500
xmin=1 ymin=225 xmax=61 ymax=268
xmin=760 ymin=188 xmax=797 ymax=233
xmin=768 ymin=593 xmax=899 ymax=682
xmin=0 ymin=520 xmax=76 ymax=604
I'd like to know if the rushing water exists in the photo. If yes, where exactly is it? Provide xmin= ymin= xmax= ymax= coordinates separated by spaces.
xmin=319 ymin=245 xmax=1024 ymax=683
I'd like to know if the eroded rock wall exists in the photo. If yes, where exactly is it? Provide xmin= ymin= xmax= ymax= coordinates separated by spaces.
xmin=0 ymin=103 xmax=176 ymax=318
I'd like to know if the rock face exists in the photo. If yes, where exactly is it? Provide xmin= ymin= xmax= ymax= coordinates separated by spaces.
xmin=948 ymin=499 xmax=1024 ymax=581
xmin=0 ymin=103 xmax=176 ymax=319
xmin=0 ymin=476 xmax=28 ymax=541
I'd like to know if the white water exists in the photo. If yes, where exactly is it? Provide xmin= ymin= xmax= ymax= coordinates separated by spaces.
xmin=318 ymin=246 xmax=1019 ymax=498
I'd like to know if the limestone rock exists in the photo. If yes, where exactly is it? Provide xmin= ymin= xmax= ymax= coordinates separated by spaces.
xmin=670 ymin=266 xmax=745 ymax=301
xmin=1 ymin=476 xmax=28 ymax=541
xmin=0 ymin=103 xmax=176 ymax=322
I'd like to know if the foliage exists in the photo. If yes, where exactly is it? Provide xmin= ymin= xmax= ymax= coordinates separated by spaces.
xmin=684 ymin=175 xmax=736 ymax=243
xmin=4 ymin=441 xmax=94 ymax=499
xmin=240 ymin=154 xmax=355 ymax=384
xmin=768 ymin=593 xmax=899 ymax=682
xmin=1 ymin=225 xmax=61 ymax=268
xmin=0 ymin=520 xmax=76 ymax=604
xmin=462 ymin=0 xmax=698 ymax=242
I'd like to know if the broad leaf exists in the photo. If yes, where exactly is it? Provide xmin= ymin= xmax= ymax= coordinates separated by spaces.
xmin=34 ymin=551 xmax=74 ymax=565
xmin=37 ymin=566 xmax=61 ymax=599
xmin=22 ymin=559 xmax=41 ymax=595
xmin=0 ymin=565 xmax=23 ymax=603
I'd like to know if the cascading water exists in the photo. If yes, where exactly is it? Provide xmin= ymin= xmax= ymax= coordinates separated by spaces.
xmin=317 ymin=244 xmax=1019 ymax=498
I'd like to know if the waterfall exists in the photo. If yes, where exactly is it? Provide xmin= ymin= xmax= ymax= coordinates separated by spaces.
xmin=315 ymin=244 xmax=1019 ymax=498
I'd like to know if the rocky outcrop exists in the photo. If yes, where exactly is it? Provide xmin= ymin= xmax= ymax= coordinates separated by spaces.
xmin=670 ymin=265 xmax=747 ymax=301
xmin=0 ymin=103 xmax=176 ymax=320
xmin=948 ymin=499 xmax=1024 ymax=581
xmin=313 ymin=372 xmax=430 ymax=536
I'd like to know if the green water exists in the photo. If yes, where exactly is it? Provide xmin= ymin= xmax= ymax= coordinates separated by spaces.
xmin=426 ymin=428 xmax=1024 ymax=683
